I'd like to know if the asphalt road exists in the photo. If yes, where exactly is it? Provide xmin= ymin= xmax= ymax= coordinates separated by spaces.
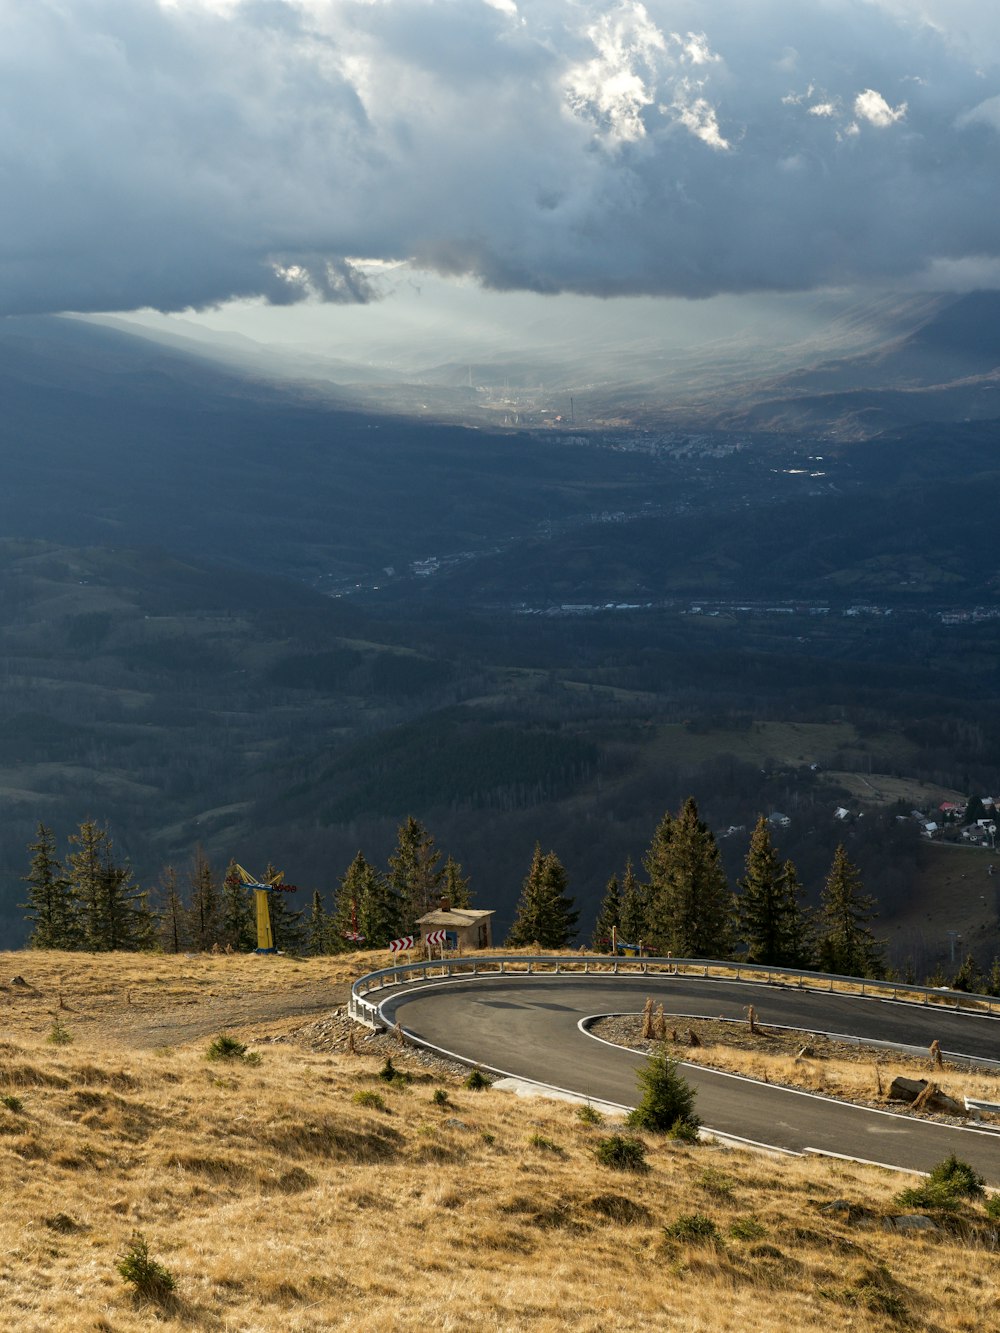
xmin=377 ymin=974 xmax=1000 ymax=1182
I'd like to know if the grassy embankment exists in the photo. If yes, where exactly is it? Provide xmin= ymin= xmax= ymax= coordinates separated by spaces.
xmin=1 ymin=950 xmax=999 ymax=1332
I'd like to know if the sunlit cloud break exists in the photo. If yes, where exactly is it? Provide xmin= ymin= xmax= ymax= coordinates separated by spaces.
xmin=1 ymin=0 xmax=998 ymax=314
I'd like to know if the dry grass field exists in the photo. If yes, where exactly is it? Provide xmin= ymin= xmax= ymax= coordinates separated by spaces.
xmin=2 ymin=950 xmax=999 ymax=1332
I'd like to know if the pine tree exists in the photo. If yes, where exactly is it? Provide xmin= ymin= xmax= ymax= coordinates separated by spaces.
xmin=817 ymin=844 xmax=883 ymax=978
xmin=618 ymin=859 xmax=648 ymax=947
xmin=21 ymin=823 xmax=78 ymax=949
xmin=951 ymin=952 xmax=983 ymax=993
xmin=67 ymin=820 xmax=112 ymax=951
xmin=507 ymin=844 xmax=578 ymax=949
xmin=99 ymin=848 xmax=156 ymax=951
xmin=66 ymin=821 xmax=154 ymax=951
xmin=305 ymin=890 xmax=332 ymax=956
xmin=187 ymin=848 xmax=222 ymax=951
xmin=737 ymin=818 xmax=812 ymax=967
xmin=220 ymin=860 xmax=256 ymax=952
xmin=333 ymin=851 xmax=403 ymax=949
xmin=441 ymin=855 xmax=472 ymax=909
xmin=779 ymin=858 xmax=815 ymax=969
xmin=388 ymin=817 xmax=444 ymax=928
xmin=156 ymin=866 xmax=188 ymax=954
xmin=591 ymin=872 xmax=621 ymax=952
xmin=645 ymin=798 xmax=734 ymax=959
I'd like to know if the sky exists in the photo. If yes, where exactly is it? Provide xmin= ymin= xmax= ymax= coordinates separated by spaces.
xmin=4 ymin=0 xmax=1000 ymax=346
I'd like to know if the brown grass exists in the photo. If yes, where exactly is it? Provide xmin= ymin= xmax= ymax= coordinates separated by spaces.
xmin=1 ymin=950 xmax=998 ymax=1330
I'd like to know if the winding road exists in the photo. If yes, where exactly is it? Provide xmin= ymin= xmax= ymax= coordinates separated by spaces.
xmin=375 ymin=973 xmax=1000 ymax=1182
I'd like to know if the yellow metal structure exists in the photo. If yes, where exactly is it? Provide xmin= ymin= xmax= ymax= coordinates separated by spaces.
xmin=233 ymin=863 xmax=286 ymax=954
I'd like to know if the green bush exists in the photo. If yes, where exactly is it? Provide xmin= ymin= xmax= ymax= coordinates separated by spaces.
xmin=984 ymin=1194 xmax=1000 ymax=1221
xmin=116 ymin=1232 xmax=176 ymax=1302
xmin=927 ymin=1153 xmax=985 ymax=1199
xmin=464 ymin=1069 xmax=490 ymax=1091
xmin=664 ymin=1212 xmax=720 ymax=1245
xmin=352 ymin=1090 xmax=388 ymax=1112
xmin=378 ymin=1056 xmax=411 ymax=1087
xmin=432 ymin=1088 xmax=450 ymax=1107
xmin=895 ymin=1154 xmax=986 ymax=1212
xmin=205 ymin=1033 xmax=260 ymax=1064
xmin=626 ymin=1047 xmax=699 ymax=1135
xmin=46 ymin=1019 xmax=72 ymax=1046
xmin=1 ymin=1094 xmax=25 ymax=1113
xmin=595 ymin=1134 xmax=649 ymax=1173
xmin=729 ymin=1215 xmax=767 ymax=1241
xmin=528 ymin=1133 xmax=562 ymax=1154
xmin=576 ymin=1104 xmax=604 ymax=1126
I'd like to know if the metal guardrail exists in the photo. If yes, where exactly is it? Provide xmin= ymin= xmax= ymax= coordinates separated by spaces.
xmin=348 ymin=954 xmax=1000 ymax=1026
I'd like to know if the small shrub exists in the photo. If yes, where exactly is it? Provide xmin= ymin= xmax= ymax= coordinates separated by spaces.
xmin=627 ymin=1047 xmax=699 ymax=1135
xmin=205 ymin=1034 xmax=259 ymax=1064
xmin=664 ymin=1212 xmax=721 ymax=1245
xmin=729 ymin=1215 xmax=767 ymax=1241
xmin=895 ymin=1179 xmax=959 ymax=1211
xmin=985 ymin=1194 xmax=1000 ymax=1221
xmin=353 ymin=1090 xmax=388 ymax=1112
xmin=1 ymin=1094 xmax=25 ymax=1113
xmin=528 ymin=1133 xmax=562 ymax=1154
xmin=464 ymin=1069 xmax=490 ymax=1091
xmin=595 ymin=1134 xmax=649 ymax=1173
xmin=895 ymin=1155 xmax=985 ymax=1212
xmin=378 ymin=1057 xmax=410 ymax=1087
xmin=432 ymin=1088 xmax=450 ymax=1107
xmin=927 ymin=1153 xmax=985 ymax=1199
xmin=481 ymin=1132 xmax=496 ymax=1146
xmin=576 ymin=1103 xmax=604 ymax=1126
xmin=46 ymin=1019 xmax=72 ymax=1046
xmin=116 ymin=1232 xmax=176 ymax=1302
xmin=668 ymin=1117 xmax=701 ymax=1145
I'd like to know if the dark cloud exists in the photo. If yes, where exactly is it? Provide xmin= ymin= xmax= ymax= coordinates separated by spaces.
xmin=2 ymin=0 xmax=999 ymax=315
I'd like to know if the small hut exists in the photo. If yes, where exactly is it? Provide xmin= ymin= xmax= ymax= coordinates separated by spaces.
xmin=416 ymin=898 xmax=494 ymax=951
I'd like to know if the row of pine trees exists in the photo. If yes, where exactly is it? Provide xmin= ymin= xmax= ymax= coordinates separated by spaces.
xmin=20 ymin=817 xmax=472 ymax=956
xmin=12 ymin=800 xmax=910 ymax=980
xmin=586 ymin=798 xmax=884 ymax=977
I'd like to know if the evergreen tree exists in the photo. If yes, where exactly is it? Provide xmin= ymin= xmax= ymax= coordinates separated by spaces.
xmin=965 ymin=795 xmax=987 ymax=826
xmin=187 ymin=848 xmax=222 ymax=951
xmin=99 ymin=848 xmax=156 ymax=951
xmin=67 ymin=820 xmax=112 ymax=951
xmin=645 ymin=798 xmax=734 ymax=959
xmin=737 ymin=818 xmax=813 ymax=967
xmin=66 ymin=821 xmax=154 ymax=951
xmin=388 ymin=817 xmax=444 ymax=928
xmin=951 ymin=952 xmax=983 ymax=993
xmin=817 ymin=844 xmax=884 ymax=978
xmin=156 ymin=866 xmax=188 ymax=954
xmin=591 ymin=872 xmax=621 ymax=952
xmin=305 ymin=890 xmax=332 ymax=956
xmin=506 ymin=844 xmax=578 ymax=949
xmin=618 ymin=859 xmax=648 ymax=947
xmin=333 ymin=851 xmax=403 ymax=949
xmin=779 ymin=858 xmax=815 ymax=969
xmin=441 ymin=855 xmax=472 ymax=909
xmin=220 ymin=860 xmax=256 ymax=952
xmin=21 ymin=823 xmax=78 ymax=949
xmin=627 ymin=1046 xmax=700 ymax=1134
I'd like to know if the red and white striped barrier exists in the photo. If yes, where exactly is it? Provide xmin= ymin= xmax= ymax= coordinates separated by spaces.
xmin=389 ymin=935 xmax=415 ymax=953
xmin=343 ymin=930 xmax=366 ymax=942
xmin=425 ymin=929 xmax=447 ymax=946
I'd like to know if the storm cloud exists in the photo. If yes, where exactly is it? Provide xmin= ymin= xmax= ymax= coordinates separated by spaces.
xmin=3 ymin=0 xmax=1000 ymax=313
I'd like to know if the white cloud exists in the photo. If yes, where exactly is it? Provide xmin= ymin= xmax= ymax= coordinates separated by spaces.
xmin=854 ymin=88 xmax=908 ymax=127
xmin=0 ymin=0 xmax=999 ymax=314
